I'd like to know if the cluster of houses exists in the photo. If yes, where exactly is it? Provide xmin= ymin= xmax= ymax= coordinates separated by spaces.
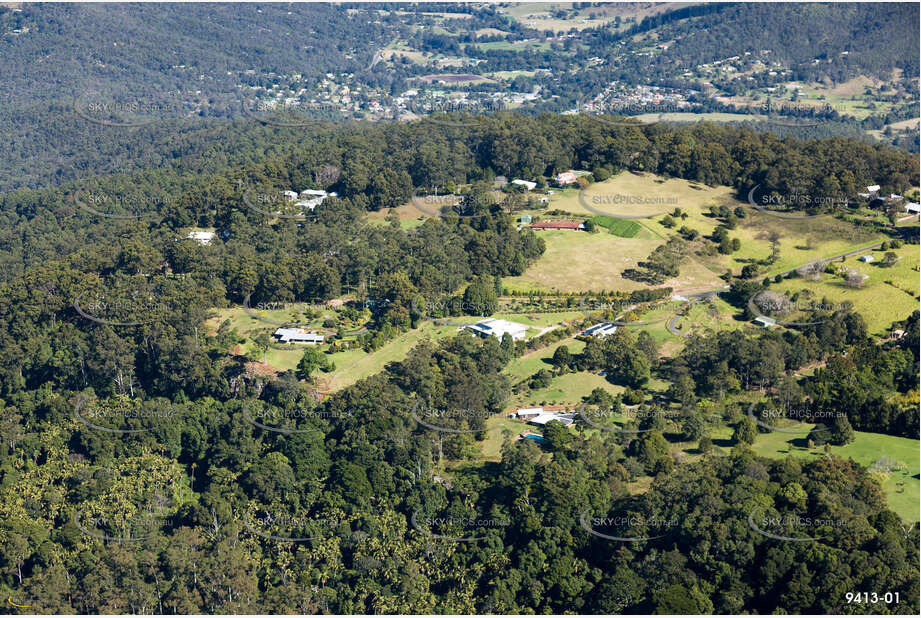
xmin=580 ymin=83 xmax=693 ymax=116
xmin=859 ymin=184 xmax=920 ymax=214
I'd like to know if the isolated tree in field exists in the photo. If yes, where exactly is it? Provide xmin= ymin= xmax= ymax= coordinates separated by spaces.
xmin=740 ymin=264 xmax=760 ymax=279
xmin=681 ymin=411 xmax=706 ymax=441
xmin=698 ymin=435 xmax=713 ymax=454
xmin=844 ymin=269 xmax=867 ymax=288
xmin=254 ymin=333 xmax=272 ymax=364
xmin=552 ymin=345 xmax=572 ymax=370
xmin=754 ymin=290 xmax=792 ymax=315
xmin=796 ymin=261 xmax=823 ymax=281
xmin=296 ymin=346 xmax=331 ymax=380
xmin=881 ymin=251 xmax=898 ymax=267
xmin=732 ymin=416 xmax=757 ymax=445
xmin=767 ymin=231 xmax=782 ymax=263
xmin=830 ymin=414 xmax=856 ymax=445
xmin=586 ymin=387 xmax=616 ymax=411
xmin=807 ymin=423 xmax=829 ymax=446
xmin=668 ymin=373 xmax=697 ymax=407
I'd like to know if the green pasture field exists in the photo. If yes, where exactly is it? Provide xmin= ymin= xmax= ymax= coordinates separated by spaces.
xmin=747 ymin=423 xmax=919 ymax=523
xmin=589 ymin=215 xmax=641 ymax=237
xmin=767 ymin=244 xmax=919 ymax=335
xmin=509 ymin=371 xmax=624 ymax=410
xmin=502 ymin=337 xmax=586 ymax=382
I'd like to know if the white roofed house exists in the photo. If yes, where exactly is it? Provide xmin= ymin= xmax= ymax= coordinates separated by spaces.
xmin=296 ymin=198 xmax=321 ymax=211
xmin=582 ymin=322 xmax=618 ymax=338
xmin=186 ymin=230 xmax=216 ymax=245
xmin=905 ymin=202 xmax=921 ymax=214
xmin=463 ymin=318 xmax=528 ymax=341
xmin=512 ymin=179 xmax=537 ymax=191
xmin=510 ymin=407 xmax=543 ymax=419
xmin=273 ymin=328 xmax=325 ymax=344
xmin=295 ymin=190 xmax=337 ymax=212
xmin=529 ymin=412 xmax=576 ymax=426
xmin=554 ymin=171 xmax=577 ymax=186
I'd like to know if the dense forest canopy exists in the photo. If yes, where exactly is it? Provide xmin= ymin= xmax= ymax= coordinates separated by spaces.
xmin=1 ymin=106 xmax=918 ymax=613
xmin=0 ymin=3 xmax=919 ymax=615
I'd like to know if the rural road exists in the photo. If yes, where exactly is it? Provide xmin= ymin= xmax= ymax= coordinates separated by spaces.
xmin=666 ymin=291 xmax=718 ymax=338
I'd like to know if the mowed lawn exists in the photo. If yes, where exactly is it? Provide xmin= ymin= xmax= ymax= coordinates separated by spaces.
xmin=637 ymin=190 xmax=886 ymax=277
xmin=768 ymin=244 xmax=920 ymax=335
xmin=320 ymin=321 xmax=460 ymax=392
xmin=510 ymin=371 xmax=624 ymax=410
xmin=503 ymin=337 xmax=586 ymax=382
xmin=747 ymin=424 xmax=919 ymax=523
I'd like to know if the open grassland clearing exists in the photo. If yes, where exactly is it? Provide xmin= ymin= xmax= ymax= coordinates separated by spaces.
xmin=323 ymin=311 xmax=581 ymax=392
xmin=475 ymin=40 xmax=553 ymax=52
xmin=365 ymin=203 xmax=428 ymax=230
xmin=640 ymin=198 xmax=886 ymax=276
xmin=487 ymin=69 xmax=537 ymax=79
xmin=319 ymin=321 xmax=459 ymax=392
xmin=205 ymin=301 xmax=342 ymax=336
xmin=391 ymin=9 xmax=473 ymax=19
xmin=208 ymin=300 xmax=585 ymax=392
xmin=502 ymin=1 xmax=689 ymax=32
xmin=491 ymin=310 xmax=582 ymax=331
xmin=768 ymin=243 xmax=919 ymax=335
xmin=632 ymin=295 xmax=742 ymax=346
xmin=509 ymin=371 xmax=624 ymax=410
xmin=503 ymin=336 xmax=586 ymax=382
xmin=747 ymin=424 xmax=919 ymax=523
xmin=502 ymin=227 xmax=724 ymax=294
xmin=480 ymin=415 xmax=532 ymax=461
xmin=548 ymin=171 xmax=728 ymax=220
xmin=716 ymin=77 xmax=908 ymax=121
xmin=379 ymin=48 xmax=431 ymax=65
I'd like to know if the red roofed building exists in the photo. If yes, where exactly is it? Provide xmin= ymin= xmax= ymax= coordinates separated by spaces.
xmin=530 ymin=220 xmax=585 ymax=231
xmin=554 ymin=171 xmax=578 ymax=186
